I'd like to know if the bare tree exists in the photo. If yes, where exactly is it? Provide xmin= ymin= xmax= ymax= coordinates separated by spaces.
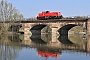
xmin=0 ymin=0 xmax=23 ymax=33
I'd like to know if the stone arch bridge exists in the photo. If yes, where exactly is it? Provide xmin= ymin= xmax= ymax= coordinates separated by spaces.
xmin=20 ymin=18 xmax=90 ymax=35
xmin=5 ymin=18 xmax=90 ymax=42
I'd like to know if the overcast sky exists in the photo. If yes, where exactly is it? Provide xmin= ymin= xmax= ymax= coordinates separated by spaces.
xmin=6 ymin=0 xmax=90 ymax=18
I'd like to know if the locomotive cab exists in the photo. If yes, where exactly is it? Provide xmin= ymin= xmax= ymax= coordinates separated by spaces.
xmin=46 ymin=11 xmax=50 ymax=13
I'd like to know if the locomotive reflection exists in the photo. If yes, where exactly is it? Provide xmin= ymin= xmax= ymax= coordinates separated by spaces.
xmin=37 ymin=50 xmax=60 ymax=58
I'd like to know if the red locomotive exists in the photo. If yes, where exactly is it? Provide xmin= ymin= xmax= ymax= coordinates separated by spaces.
xmin=37 ymin=11 xmax=63 ymax=20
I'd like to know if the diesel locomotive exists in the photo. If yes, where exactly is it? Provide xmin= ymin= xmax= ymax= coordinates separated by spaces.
xmin=37 ymin=11 xmax=63 ymax=20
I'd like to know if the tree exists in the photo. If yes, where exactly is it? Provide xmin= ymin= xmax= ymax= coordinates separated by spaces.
xmin=0 ymin=0 xmax=23 ymax=33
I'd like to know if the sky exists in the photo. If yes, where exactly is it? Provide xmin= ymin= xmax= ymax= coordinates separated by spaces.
xmin=5 ymin=0 xmax=90 ymax=18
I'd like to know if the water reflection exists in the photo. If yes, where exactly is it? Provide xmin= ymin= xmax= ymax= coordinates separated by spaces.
xmin=58 ymin=35 xmax=73 ymax=44
xmin=30 ymin=34 xmax=50 ymax=44
xmin=0 ymin=34 xmax=22 ymax=60
xmin=37 ymin=50 xmax=61 ymax=59
xmin=0 ymin=34 xmax=90 ymax=60
xmin=8 ymin=34 xmax=22 ymax=42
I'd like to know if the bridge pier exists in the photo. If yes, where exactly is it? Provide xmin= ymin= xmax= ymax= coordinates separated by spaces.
xmin=24 ymin=34 xmax=31 ymax=40
xmin=51 ymin=27 xmax=58 ymax=43
xmin=22 ymin=40 xmax=34 ymax=45
xmin=24 ymin=28 xmax=32 ymax=35
xmin=24 ymin=28 xmax=32 ymax=40
xmin=87 ymin=19 xmax=90 ymax=35
xmin=87 ymin=37 xmax=90 ymax=53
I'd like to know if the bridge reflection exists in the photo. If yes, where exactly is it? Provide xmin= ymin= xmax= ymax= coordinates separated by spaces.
xmin=5 ymin=34 xmax=89 ymax=53
xmin=0 ymin=34 xmax=90 ymax=59
xmin=58 ymin=35 xmax=73 ymax=44
xmin=30 ymin=34 xmax=51 ymax=44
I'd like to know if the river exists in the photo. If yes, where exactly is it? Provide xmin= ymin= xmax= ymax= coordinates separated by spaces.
xmin=0 ymin=34 xmax=90 ymax=60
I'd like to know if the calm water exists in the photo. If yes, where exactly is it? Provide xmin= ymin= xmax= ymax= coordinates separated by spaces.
xmin=0 ymin=34 xmax=90 ymax=60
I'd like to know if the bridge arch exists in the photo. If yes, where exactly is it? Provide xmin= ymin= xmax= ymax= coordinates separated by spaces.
xmin=8 ymin=24 xmax=22 ymax=33
xmin=30 ymin=24 xmax=47 ymax=30
xmin=30 ymin=24 xmax=52 ymax=43
xmin=30 ymin=24 xmax=47 ymax=35
xmin=58 ymin=24 xmax=78 ymax=35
